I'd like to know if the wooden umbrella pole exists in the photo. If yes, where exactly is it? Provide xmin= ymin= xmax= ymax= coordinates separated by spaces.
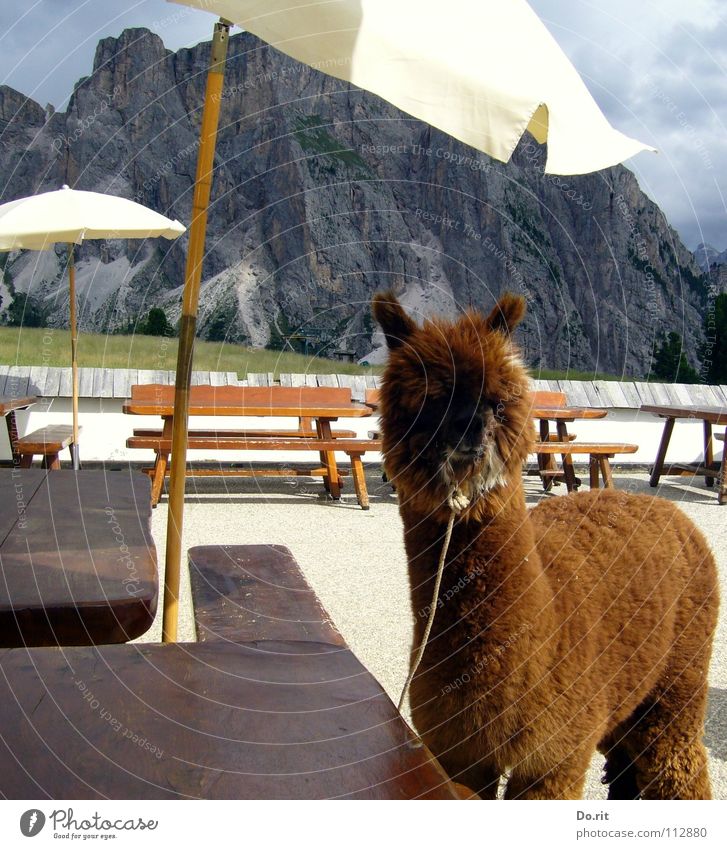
xmin=68 ymin=243 xmax=80 ymax=470
xmin=162 ymin=19 xmax=230 ymax=643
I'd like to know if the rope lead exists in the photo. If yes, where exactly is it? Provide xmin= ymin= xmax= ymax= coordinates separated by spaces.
xmin=397 ymin=487 xmax=467 ymax=712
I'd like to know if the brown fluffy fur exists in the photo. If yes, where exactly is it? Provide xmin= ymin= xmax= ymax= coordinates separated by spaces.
xmin=372 ymin=291 xmax=719 ymax=799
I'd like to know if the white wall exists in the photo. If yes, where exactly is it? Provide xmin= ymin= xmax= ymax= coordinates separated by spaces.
xmin=2 ymin=398 xmax=723 ymax=467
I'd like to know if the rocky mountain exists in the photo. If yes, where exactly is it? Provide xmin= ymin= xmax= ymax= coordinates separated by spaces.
xmin=0 ymin=27 xmax=710 ymax=375
xmin=695 ymin=242 xmax=727 ymax=272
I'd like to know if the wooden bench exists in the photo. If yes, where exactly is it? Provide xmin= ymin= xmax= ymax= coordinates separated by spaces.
xmin=128 ymin=433 xmax=381 ymax=508
xmin=530 ymin=441 xmax=639 ymax=489
xmin=189 ymin=545 xmax=472 ymax=798
xmin=15 ymin=425 xmax=76 ymax=469
xmin=189 ymin=544 xmax=347 ymax=645
xmin=124 ymin=384 xmax=380 ymax=508
xmin=531 ymin=391 xmax=637 ymax=490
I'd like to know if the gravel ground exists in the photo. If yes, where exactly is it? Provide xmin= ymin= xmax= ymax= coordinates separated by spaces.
xmin=142 ymin=467 xmax=726 ymax=799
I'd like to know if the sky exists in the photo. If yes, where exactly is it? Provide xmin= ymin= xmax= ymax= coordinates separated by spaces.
xmin=0 ymin=0 xmax=725 ymax=251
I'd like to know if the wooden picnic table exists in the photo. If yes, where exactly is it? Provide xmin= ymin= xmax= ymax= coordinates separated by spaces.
xmin=0 ymin=469 xmax=158 ymax=646
xmin=0 ymin=395 xmax=37 ymax=464
xmin=532 ymin=402 xmax=608 ymax=490
xmin=0 ymin=639 xmax=460 ymax=799
xmin=123 ymin=385 xmax=379 ymax=508
xmin=641 ymin=404 xmax=727 ymax=504
xmin=0 ymin=543 xmax=463 ymax=800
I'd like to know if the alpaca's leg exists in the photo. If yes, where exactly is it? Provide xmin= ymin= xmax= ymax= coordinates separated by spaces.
xmin=623 ymin=682 xmax=712 ymax=800
xmin=428 ymin=741 xmax=501 ymax=799
xmin=504 ymin=749 xmax=592 ymax=800
xmin=600 ymin=733 xmax=640 ymax=800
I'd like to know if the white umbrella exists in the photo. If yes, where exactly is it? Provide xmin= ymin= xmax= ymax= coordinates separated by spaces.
xmin=172 ymin=0 xmax=655 ymax=175
xmin=157 ymin=0 xmax=655 ymax=641
xmin=0 ymin=186 xmax=186 ymax=468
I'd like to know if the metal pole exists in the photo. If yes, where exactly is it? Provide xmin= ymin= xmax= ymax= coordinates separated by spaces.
xmin=68 ymin=243 xmax=80 ymax=470
xmin=162 ymin=19 xmax=230 ymax=643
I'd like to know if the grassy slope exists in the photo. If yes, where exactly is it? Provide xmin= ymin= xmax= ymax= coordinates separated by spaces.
xmin=0 ymin=326 xmax=377 ymax=378
xmin=0 ymin=327 xmax=627 ymax=381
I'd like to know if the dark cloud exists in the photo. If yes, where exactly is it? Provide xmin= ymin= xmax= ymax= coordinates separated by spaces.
xmin=531 ymin=0 xmax=727 ymax=249
xmin=1 ymin=0 xmax=725 ymax=249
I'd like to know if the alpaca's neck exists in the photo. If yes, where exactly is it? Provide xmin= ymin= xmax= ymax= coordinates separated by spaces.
xmin=400 ymin=484 xmax=555 ymax=653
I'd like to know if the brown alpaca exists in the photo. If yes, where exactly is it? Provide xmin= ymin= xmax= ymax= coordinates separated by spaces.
xmin=372 ymin=291 xmax=719 ymax=800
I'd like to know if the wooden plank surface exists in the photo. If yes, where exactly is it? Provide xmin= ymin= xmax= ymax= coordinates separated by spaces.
xmin=0 ymin=468 xmax=46 ymax=547
xmin=189 ymin=545 xmax=347 ymax=645
xmin=58 ymin=367 xmax=73 ymax=396
xmin=43 ymin=367 xmax=62 ymax=397
xmin=0 ymin=396 xmax=37 ymax=415
xmin=93 ymin=368 xmax=114 ymax=398
xmin=593 ymin=380 xmax=627 ymax=407
xmin=124 ymin=385 xmax=370 ymax=419
xmin=28 ymin=366 xmax=48 ymax=397
xmin=3 ymin=367 xmax=31 ymax=397
xmin=0 ymin=470 xmax=157 ymax=647
xmin=0 ymin=641 xmax=459 ymax=799
xmin=15 ymin=424 xmax=74 ymax=452
xmin=77 ymin=367 xmax=94 ymax=398
xmin=113 ymin=368 xmax=135 ymax=398
xmin=619 ymin=381 xmax=642 ymax=409
xmin=640 ymin=404 xmax=727 ymax=425
xmin=557 ymin=380 xmax=589 ymax=407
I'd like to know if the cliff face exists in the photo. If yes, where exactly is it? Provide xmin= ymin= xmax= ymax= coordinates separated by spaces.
xmin=0 ymin=28 xmax=708 ymax=375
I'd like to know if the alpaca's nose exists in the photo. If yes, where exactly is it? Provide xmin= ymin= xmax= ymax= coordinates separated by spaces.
xmin=450 ymin=409 xmax=484 ymax=449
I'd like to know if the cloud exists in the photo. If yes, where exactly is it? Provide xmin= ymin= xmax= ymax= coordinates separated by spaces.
xmin=0 ymin=0 xmax=212 ymax=108
xmin=1 ymin=0 xmax=725 ymax=249
xmin=531 ymin=0 xmax=727 ymax=248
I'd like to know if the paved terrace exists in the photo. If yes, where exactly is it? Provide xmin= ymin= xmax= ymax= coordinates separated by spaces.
xmin=139 ymin=466 xmax=726 ymax=800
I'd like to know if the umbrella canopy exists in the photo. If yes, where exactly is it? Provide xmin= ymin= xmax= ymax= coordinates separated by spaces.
xmin=172 ymin=0 xmax=654 ymax=175
xmin=0 ymin=186 xmax=185 ymax=250
xmin=0 ymin=186 xmax=186 ymax=469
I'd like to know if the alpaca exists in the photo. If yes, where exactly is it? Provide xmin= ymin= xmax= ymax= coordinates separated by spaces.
xmin=372 ymin=290 xmax=719 ymax=800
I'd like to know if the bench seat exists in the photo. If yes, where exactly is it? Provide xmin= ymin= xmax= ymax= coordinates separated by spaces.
xmin=16 ymin=425 xmax=77 ymax=469
xmin=531 ymin=441 xmax=638 ymax=489
xmin=189 ymin=544 xmax=347 ymax=645
xmin=133 ymin=427 xmax=357 ymax=439
xmin=127 ymin=434 xmax=381 ymax=509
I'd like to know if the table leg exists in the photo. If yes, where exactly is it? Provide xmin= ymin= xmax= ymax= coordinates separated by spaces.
xmin=556 ymin=421 xmax=579 ymax=492
xmin=151 ymin=454 xmax=169 ymax=507
xmin=317 ymin=419 xmax=341 ymax=500
xmin=649 ymin=417 xmax=675 ymax=487
xmin=538 ymin=419 xmax=555 ymax=491
xmin=703 ymin=420 xmax=714 ymax=488
xmin=589 ymin=456 xmax=600 ymax=489
xmin=599 ymin=457 xmax=614 ymax=488
xmin=719 ymin=426 xmax=727 ymax=505
xmin=348 ymin=453 xmax=369 ymax=509
xmin=151 ymin=417 xmax=174 ymax=507
xmin=5 ymin=411 xmax=20 ymax=466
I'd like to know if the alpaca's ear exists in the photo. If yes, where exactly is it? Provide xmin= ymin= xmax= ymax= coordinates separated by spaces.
xmin=486 ymin=293 xmax=526 ymax=335
xmin=372 ymin=291 xmax=417 ymax=349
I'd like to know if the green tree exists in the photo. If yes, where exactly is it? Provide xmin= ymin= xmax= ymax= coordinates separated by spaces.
xmin=6 ymin=293 xmax=45 ymax=327
xmin=205 ymin=314 xmax=229 ymax=342
xmin=140 ymin=307 xmax=174 ymax=337
xmin=700 ymin=293 xmax=727 ymax=384
xmin=650 ymin=331 xmax=699 ymax=383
